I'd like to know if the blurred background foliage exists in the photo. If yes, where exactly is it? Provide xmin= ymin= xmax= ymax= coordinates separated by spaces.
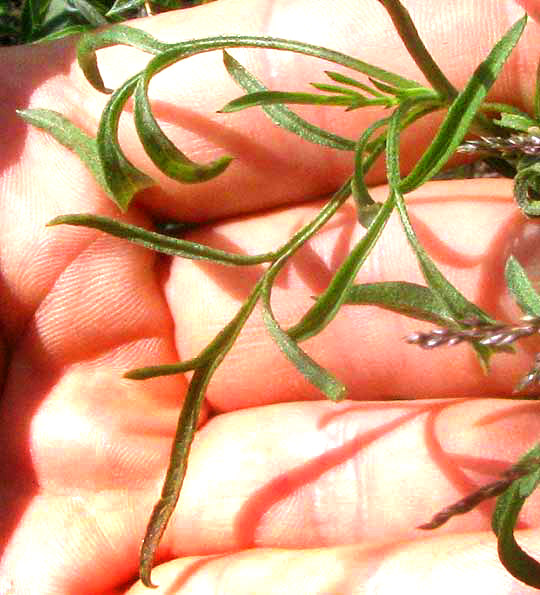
xmin=0 ymin=0 xmax=216 ymax=45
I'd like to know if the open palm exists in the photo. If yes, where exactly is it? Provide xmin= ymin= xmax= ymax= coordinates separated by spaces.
xmin=2 ymin=1 xmax=540 ymax=593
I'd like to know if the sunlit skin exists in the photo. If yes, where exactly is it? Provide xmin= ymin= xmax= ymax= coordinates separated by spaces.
xmin=3 ymin=1 xmax=540 ymax=593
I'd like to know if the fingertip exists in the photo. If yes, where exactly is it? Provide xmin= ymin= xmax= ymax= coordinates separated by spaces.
xmin=513 ymin=1 xmax=540 ymax=22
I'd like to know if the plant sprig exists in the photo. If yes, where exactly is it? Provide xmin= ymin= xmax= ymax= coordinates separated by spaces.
xmin=20 ymin=0 xmax=540 ymax=589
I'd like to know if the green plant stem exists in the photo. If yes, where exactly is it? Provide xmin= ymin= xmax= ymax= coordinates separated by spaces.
xmin=376 ymin=0 xmax=457 ymax=100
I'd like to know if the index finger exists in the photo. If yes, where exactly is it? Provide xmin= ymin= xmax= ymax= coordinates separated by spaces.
xmin=10 ymin=0 xmax=536 ymax=222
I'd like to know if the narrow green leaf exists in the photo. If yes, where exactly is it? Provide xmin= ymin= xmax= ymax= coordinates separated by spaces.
xmin=386 ymin=102 xmax=497 ymax=368
xmin=351 ymin=118 xmax=389 ymax=226
xmin=505 ymin=255 xmax=540 ymax=316
xmin=139 ymin=279 xmax=264 ymax=587
xmin=97 ymin=74 xmax=155 ymax=210
xmin=17 ymin=108 xmax=107 ymax=191
xmin=400 ymin=15 xmax=527 ymax=193
xmin=376 ymin=0 xmax=457 ymax=99
xmin=222 ymin=51 xmax=355 ymax=150
xmin=220 ymin=89 xmax=360 ymax=112
xmin=125 ymin=359 xmax=200 ymax=380
xmin=260 ymin=244 xmax=347 ymax=400
xmin=492 ymin=443 xmax=540 ymax=589
xmin=139 ymin=364 xmax=211 ymax=588
xmin=368 ymin=77 xmax=403 ymax=96
xmin=352 ymin=100 xmax=441 ymax=227
xmin=261 ymin=288 xmax=347 ymax=401
xmin=344 ymin=281 xmax=454 ymax=326
xmin=494 ymin=112 xmax=538 ymax=133
xmin=481 ymin=102 xmax=533 ymax=117
xmin=288 ymin=190 xmax=396 ymax=343
xmin=310 ymin=82 xmax=365 ymax=97
xmin=77 ymin=24 xmax=169 ymax=92
xmin=324 ymin=70 xmax=384 ymax=96
xmin=78 ymin=29 xmax=423 ymax=96
xmin=392 ymin=186 xmax=496 ymax=328
xmin=47 ymin=213 xmax=275 ymax=265
xmin=133 ymin=72 xmax=233 ymax=183
xmin=257 ymin=180 xmax=353 ymax=390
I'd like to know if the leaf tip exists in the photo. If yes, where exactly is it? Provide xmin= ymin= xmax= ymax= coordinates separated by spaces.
xmin=123 ymin=368 xmax=146 ymax=380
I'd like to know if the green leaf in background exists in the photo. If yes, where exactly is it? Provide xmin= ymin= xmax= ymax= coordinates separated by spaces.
xmin=150 ymin=0 xmax=183 ymax=7
xmin=21 ymin=0 xmax=52 ymax=41
xmin=106 ymin=0 xmax=145 ymax=19
xmin=16 ymin=108 xmax=107 ymax=190
xmin=134 ymin=65 xmax=233 ymax=183
xmin=492 ymin=443 xmax=540 ymax=589
xmin=36 ymin=23 xmax=94 ymax=42
xmin=222 ymin=51 xmax=356 ymax=151
xmin=505 ymin=255 xmax=540 ymax=316
xmin=399 ymin=15 xmax=527 ymax=193
xmin=67 ymin=0 xmax=108 ymax=26
xmin=344 ymin=281 xmax=454 ymax=326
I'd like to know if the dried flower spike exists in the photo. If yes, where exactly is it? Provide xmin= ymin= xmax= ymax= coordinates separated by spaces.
xmin=405 ymin=316 xmax=540 ymax=350
xmin=514 ymin=352 xmax=540 ymax=392
xmin=458 ymin=133 xmax=540 ymax=157
xmin=419 ymin=457 xmax=540 ymax=530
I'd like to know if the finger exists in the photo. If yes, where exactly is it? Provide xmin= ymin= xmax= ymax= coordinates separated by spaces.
xmin=88 ymin=0 xmax=535 ymax=221
xmin=165 ymin=178 xmax=538 ymax=411
xmin=514 ymin=0 xmax=540 ymax=22
xmin=5 ymin=0 xmax=535 ymax=223
xmin=159 ymin=398 xmax=540 ymax=555
xmin=7 ymin=397 xmax=540 ymax=593
xmin=125 ymin=534 xmax=540 ymax=595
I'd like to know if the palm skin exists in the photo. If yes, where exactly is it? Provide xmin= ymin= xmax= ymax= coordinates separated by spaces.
xmin=2 ymin=1 xmax=540 ymax=593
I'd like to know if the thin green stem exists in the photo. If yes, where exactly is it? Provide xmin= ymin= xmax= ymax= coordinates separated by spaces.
xmin=376 ymin=0 xmax=457 ymax=100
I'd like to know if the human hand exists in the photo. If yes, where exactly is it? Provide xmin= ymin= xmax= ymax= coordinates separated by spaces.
xmin=2 ymin=1 xmax=540 ymax=593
